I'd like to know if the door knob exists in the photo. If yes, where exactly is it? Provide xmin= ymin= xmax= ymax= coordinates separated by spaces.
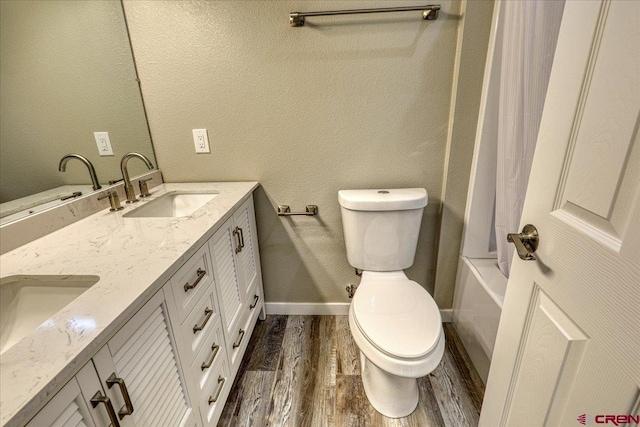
xmin=507 ymin=224 xmax=539 ymax=261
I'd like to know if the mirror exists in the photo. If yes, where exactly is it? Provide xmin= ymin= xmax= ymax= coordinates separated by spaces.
xmin=0 ymin=0 xmax=156 ymax=222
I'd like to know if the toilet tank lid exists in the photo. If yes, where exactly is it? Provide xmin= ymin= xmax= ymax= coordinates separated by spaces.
xmin=338 ymin=188 xmax=427 ymax=211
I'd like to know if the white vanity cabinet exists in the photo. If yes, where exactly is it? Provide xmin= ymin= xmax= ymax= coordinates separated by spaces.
xmin=27 ymin=290 xmax=198 ymax=427
xmin=209 ymin=196 xmax=264 ymax=379
xmin=23 ymin=193 xmax=264 ymax=427
xmin=162 ymin=194 xmax=264 ymax=427
xmin=182 ymin=195 xmax=265 ymax=427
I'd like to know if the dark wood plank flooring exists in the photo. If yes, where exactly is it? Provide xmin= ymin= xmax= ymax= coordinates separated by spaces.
xmin=219 ymin=316 xmax=484 ymax=427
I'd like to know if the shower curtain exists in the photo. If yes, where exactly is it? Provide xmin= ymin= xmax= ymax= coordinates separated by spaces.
xmin=495 ymin=0 xmax=565 ymax=277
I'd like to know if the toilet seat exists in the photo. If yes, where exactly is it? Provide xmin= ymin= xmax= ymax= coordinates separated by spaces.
xmin=352 ymin=275 xmax=442 ymax=360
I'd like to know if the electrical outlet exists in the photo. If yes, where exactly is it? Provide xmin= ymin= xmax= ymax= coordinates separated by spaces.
xmin=94 ymin=132 xmax=114 ymax=156
xmin=192 ymin=129 xmax=210 ymax=154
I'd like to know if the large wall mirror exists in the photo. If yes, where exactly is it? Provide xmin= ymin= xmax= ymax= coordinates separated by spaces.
xmin=0 ymin=0 xmax=156 ymax=222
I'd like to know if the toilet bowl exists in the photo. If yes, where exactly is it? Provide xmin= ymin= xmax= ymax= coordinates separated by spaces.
xmin=349 ymin=271 xmax=444 ymax=418
xmin=338 ymin=188 xmax=444 ymax=418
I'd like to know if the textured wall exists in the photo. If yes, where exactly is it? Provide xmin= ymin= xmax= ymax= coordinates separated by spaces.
xmin=0 ymin=1 xmax=154 ymax=203
xmin=124 ymin=0 xmax=487 ymax=304
xmin=434 ymin=0 xmax=495 ymax=308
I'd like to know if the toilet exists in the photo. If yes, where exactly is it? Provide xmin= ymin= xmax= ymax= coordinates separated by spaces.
xmin=338 ymin=188 xmax=445 ymax=418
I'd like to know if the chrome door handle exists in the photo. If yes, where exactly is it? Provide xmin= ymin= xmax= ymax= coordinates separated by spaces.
xmin=193 ymin=307 xmax=213 ymax=333
xmin=184 ymin=268 xmax=206 ymax=292
xmin=90 ymin=390 xmax=121 ymax=427
xmin=106 ymin=373 xmax=134 ymax=420
xmin=507 ymin=224 xmax=539 ymax=261
xmin=201 ymin=343 xmax=220 ymax=370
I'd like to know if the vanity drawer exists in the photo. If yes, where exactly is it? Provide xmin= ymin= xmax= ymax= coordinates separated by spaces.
xmin=179 ymin=290 xmax=220 ymax=364
xmin=199 ymin=353 xmax=231 ymax=427
xmin=170 ymin=242 xmax=214 ymax=322
xmin=226 ymin=292 xmax=261 ymax=375
xmin=190 ymin=319 xmax=226 ymax=394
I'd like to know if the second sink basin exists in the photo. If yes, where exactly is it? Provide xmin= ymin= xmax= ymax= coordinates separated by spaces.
xmin=123 ymin=191 xmax=218 ymax=218
xmin=1 ymin=275 xmax=100 ymax=354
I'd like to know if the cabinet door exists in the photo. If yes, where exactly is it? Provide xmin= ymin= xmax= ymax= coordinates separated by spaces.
xmin=232 ymin=196 xmax=262 ymax=301
xmin=27 ymin=363 xmax=108 ymax=427
xmin=208 ymin=217 xmax=244 ymax=339
xmin=27 ymin=379 xmax=95 ymax=427
xmin=92 ymin=290 xmax=195 ymax=427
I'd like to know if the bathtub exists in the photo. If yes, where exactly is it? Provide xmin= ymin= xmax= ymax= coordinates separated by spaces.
xmin=452 ymin=256 xmax=507 ymax=384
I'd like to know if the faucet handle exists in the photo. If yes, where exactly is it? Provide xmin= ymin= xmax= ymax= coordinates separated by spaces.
xmin=98 ymin=191 xmax=124 ymax=212
xmin=138 ymin=178 xmax=153 ymax=198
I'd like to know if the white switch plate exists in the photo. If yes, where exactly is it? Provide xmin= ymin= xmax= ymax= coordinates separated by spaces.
xmin=94 ymin=132 xmax=114 ymax=156
xmin=192 ymin=129 xmax=210 ymax=154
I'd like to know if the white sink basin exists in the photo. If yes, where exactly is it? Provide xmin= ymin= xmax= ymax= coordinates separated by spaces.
xmin=123 ymin=191 xmax=218 ymax=218
xmin=0 ymin=275 xmax=100 ymax=354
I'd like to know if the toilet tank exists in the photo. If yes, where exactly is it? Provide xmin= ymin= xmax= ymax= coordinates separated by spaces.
xmin=338 ymin=188 xmax=427 ymax=271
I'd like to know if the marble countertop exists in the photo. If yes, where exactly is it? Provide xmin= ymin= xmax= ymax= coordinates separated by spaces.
xmin=0 ymin=185 xmax=95 ymax=225
xmin=0 ymin=182 xmax=259 ymax=426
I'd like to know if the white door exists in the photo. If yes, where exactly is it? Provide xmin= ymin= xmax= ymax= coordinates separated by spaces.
xmin=480 ymin=1 xmax=640 ymax=426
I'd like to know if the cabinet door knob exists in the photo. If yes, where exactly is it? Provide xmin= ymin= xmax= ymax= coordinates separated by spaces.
xmin=106 ymin=373 xmax=134 ymax=420
xmin=237 ymin=226 xmax=245 ymax=249
xmin=233 ymin=227 xmax=243 ymax=253
xmin=90 ymin=390 xmax=121 ymax=427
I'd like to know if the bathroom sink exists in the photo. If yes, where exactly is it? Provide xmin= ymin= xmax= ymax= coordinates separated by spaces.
xmin=0 ymin=275 xmax=100 ymax=354
xmin=123 ymin=191 xmax=218 ymax=218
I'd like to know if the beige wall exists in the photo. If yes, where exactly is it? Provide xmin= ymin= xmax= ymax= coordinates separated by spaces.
xmin=0 ymin=1 xmax=154 ymax=203
xmin=124 ymin=0 xmax=490 ymax=304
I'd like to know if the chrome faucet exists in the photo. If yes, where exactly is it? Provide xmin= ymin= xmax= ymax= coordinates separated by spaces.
xmin=120 ymin=152 xmax=154 ymax=203
xmin=58 ymin=154 xmax=102 ymax=191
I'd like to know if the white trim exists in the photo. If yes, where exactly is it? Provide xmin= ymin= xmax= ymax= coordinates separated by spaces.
xmin=440 ymin=309 xmax=453 ymax=323
xmin=265 ymin=302 xmax=350 ymax=316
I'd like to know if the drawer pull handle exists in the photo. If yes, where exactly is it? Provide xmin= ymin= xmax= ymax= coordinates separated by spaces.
xmin=193 ymin=307 xmax=213 ymax=333
xmin=250 ymin=294 xmax=259 ymax=310
xmin=184 ymin=268 xmax=206 ymax=292
xmin=208 ymin=376 xmax=226 ymax=405
xmin=201 ymin=343 xmax=220 ymax=370
xmin=233 ymin=227 xmax=242 ymax=253
xmin=90 ymin=391 xmax=121 ymax=427
xmin=106 ymin=373 xmax=134 ymax=420
xmin=232 ymin=328 xmax=245 ymax=349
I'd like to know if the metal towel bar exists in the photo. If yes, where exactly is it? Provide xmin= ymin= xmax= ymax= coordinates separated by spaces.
xmin=290 ymin=4 xmax=441 ymax=27
xmin=278 ymin=205 xmax=318 ymax=216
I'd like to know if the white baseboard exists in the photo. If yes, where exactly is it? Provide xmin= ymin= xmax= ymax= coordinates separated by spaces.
xmin=265 ymin=302 xmax=350 ymax=316
xmin=265 ymin=302 xmax=453 ymax=322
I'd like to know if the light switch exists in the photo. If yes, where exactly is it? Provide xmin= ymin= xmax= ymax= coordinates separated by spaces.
xmin=94 ymin=132 xmax=114 ymax=156
xmin=192 ymin=129 xmax=210 ymax=154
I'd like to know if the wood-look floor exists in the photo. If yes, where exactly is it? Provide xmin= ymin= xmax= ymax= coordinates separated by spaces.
xmin=219 ymin=316 xmax=485 ymax=427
